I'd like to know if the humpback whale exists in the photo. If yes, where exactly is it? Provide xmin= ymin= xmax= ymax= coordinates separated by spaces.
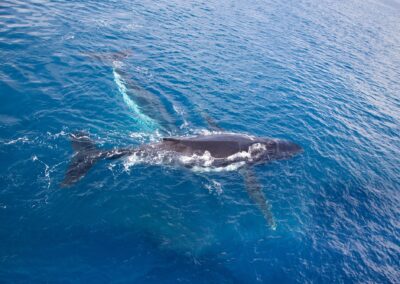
xmin=73 ymin=51 xmax=303 ymax=229
xmin=62 ymin=132 xmax=302 ymax=228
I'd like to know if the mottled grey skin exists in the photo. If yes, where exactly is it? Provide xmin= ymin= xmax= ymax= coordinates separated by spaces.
xmin=155 ymin=134 xmax=302 ymax=166
xmin=62 ymin=132 xmax=302 ymax=229
xmin=62 ymin=132 xmax=302 ymax=186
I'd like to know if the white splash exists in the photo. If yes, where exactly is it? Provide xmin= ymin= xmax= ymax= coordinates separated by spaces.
xmin=192 ymin=161 xmax=246 ymax=172
xmin=121 ymin=138 xmax=265 ymax=173
xmin=173 ymin=104 xmax=190 ymax=130
xmin=123 ymin=150 xmax=174 ymax=170
xmin=129 ymin=130 xmax=163 ymax=143
xmin=226 ymin=143 xmax=267 ymax=162
xmin=192 ymin=129 xmax=257 ymax=141
xmin=46 ymin=130 xmax=67 ymax=139
xmin=179 ymin=150 xmax=215 ymax=167
xmin=205 ymin=180 xmax=223 ymax=195
xmin=121 ymin=131 xmax=270 ymax=173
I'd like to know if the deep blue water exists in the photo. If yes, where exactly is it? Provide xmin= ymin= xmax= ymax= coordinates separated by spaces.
xmin=1 ymin=0 xmax=400 ymax=282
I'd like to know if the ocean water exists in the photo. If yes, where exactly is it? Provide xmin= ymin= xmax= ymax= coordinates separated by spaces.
xmin=1 ymin=0 xmax=399 ymax=282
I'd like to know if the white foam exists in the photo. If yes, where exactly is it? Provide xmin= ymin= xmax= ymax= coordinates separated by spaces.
xmin=125 ymin=23 xmax=143 ymax=30
xmin=32 ymin=155 xmax=65 ymax=190
xmin=47 ymin=130 xmax=67 ymax=139
xmin=122 ymin=134 xmax=267 ymax=173
xmin=112 ymin=60 xmax=124 ymax=69
xmin=173 ymin=104 xmax=190 ymax=130
xmin=180 ymin=140 xmax=265 ymax=171
xmin=62 ymin=32 xmax=75 ymax=40
xmin=129 ymin=130 xmax=163 ymax=143
xmin=205 ymin=180 xmax=223 ymax=195
xmin=123 ymin=150 xmax=173 ymax=170
xmin=192 ymin=161 xmax=246 ymax=172
xmin=227 ymin=143 xmax=267 ymax=162
xmin=178 ymin=150 xmax=215 ymax=167
xmin=4 ymin=137 xmax=29 ymax=145
xmin=122 ymin=148 xmax=248 ymax=173
xmin=192 ymin=129 xmax=257 ymax=141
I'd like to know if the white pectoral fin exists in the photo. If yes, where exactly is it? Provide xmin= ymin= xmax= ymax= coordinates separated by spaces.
xmin=241 ymin=168 xmax=277 ymax=230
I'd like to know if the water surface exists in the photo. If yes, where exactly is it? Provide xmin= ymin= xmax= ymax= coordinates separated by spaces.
xmin=0 ymin=0 xmax=399 ymax=282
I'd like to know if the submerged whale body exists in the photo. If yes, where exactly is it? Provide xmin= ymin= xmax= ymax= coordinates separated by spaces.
xmin=62 ymin=132 xmax=302 ymax=187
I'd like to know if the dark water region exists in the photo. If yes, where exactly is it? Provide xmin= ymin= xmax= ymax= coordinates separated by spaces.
xmin=0 ymin=0 xmax=399 ymax=282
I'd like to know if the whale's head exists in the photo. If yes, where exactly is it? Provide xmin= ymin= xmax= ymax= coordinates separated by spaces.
xmin=276 ymin=140 xmax=303 ymax=158
xmin=256 ymin=139 xmax=303 ymax=161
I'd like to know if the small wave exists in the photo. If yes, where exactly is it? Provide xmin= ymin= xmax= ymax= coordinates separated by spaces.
xmin=173 ymin=104 xmax=190 ymax=130
xmin=3 ymin=137 xmax=29 ymax=145
xmin=129 ymin=130 xmax=163 ymax=143
xmin=46 ymin=130 xmax=68 ymax=139
xmin=61 ymin=32 xmax=75 ymax=41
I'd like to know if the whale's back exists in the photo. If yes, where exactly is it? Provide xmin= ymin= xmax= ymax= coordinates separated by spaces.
xmin=161 ymin=134 xmax=256 ymax=158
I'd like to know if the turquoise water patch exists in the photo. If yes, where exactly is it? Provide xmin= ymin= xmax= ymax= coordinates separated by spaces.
xmin=112 ymin=67 xmax=159 ymax=132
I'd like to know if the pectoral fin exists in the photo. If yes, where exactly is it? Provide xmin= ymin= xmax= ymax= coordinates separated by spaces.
xmin=241 ymin=168 xmax=276 ymax=230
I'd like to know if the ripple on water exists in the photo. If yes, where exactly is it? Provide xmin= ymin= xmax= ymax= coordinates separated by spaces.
xmin=0 ymin=0 xmax=399 ymax=282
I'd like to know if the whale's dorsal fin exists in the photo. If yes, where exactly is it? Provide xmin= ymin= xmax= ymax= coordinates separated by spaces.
xmin=162 ymin=137 xmax=180 ymax=142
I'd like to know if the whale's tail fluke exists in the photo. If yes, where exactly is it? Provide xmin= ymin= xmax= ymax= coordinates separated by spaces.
xmin=61 ymin=132 xmax=103 ymax=187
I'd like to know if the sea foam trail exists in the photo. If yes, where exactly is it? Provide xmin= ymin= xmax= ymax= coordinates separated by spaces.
xmin=112 ymin=63 xmax=158 ymax=132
